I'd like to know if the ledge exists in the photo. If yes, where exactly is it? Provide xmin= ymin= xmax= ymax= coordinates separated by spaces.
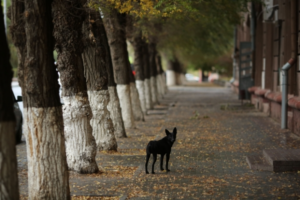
xmin=288 ymin=96 xmax=300 ymax=110
xmin=248 ymin=86 xmax=260 ymax=93
xmin=265 ymin=91 xmax=294 ymax=104
xmin=254 ymin=88 xmax=270 ymax=96
xmin=265 ymin=91 xmax=282 ymax=103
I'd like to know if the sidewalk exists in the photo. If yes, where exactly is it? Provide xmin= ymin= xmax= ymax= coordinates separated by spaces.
xmin=17 ymin=85 xmax=300 ymax=199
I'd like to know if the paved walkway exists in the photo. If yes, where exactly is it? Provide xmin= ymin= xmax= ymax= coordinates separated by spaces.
xmin=17 ymin=85 xmax=300 ymax=199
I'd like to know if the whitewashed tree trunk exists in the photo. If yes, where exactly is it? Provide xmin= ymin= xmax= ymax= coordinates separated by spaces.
xmin=81 ymin=10 xmax=121 ymax=146
xmin=159 ymin=74 xmax=166 ymax=95
xmin=144 ymin=78 xmax=153 ymax=110
xmin=130 ymin=82 xmax=144 ymax=121
xmin=107 ymin=87 xmax=126 ymax=138
xmin=24 ymin=107 xmax=70 ymax=199
xmin=180 ymin=73 xmax=186 ymax=85
xmin=156 ymin=75 xmax=163 ymax=99
xmin=88 ymin=90 xmax=118 ymax=150
xmin=150 ymin=76 xmax=158 ymax=104
xmin=167 ymin=70 xmax=176 ymax=86
xmin=0 ymin=122 xmax=19 ymax=200
xmin=63 ymin=96 xmax=98 ymax=173
xmin=175 ymin=72 xmax=185 ymax=85
xmin=135 ymin=80 xmax=147 ymax=114
xmin=117 ymin=84 xmax=135 ymax=128
xmin=162 ymin=74 xmax=168 ymax=94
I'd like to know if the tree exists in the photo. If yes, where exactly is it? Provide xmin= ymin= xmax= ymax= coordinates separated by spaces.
xmin=82 ymin=9 xmax=118 ymax=149
xmin=11 ymin=0 xmax=71 ymax=198
xmin=52 ymin=0 xmax=98 ymax=173
xmin=155 ymin=54 xmax=167 ymax=96
xmin=127 ymin=25 xmax=147 ymax=114
xmin=9 ymin=0 xmax=26 ymax=83
xmin=148 ymin=42 xmax=159 ymax=103
xmin=142 ymin=41 xmax=154 ymax=110
xmin=100 ymin=12 xmax=127 ymax=138
xmin=128 ymin=63 xmax=145 ymax=121
xmin=90 ymin=0 xmax=251 ymax=78
xmin=102 ymin=8 xmax=136 ymax=128
xmin=126 ymin=16 xmax=145 ymax=119
xmin=0 ymin=5 xmax=19 ymax=200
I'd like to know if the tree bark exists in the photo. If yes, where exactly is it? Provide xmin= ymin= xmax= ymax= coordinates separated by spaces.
xmin=126 ymin=17 xmax=147 ymax=115
xmin=166 ymin=59 xmax=178 ymax=86
xmin=125 ymin=17 xmax=144 ymax=121
xmin=155 ymin=54 xmax=167 ymax=96
xmin=128 ymin=65 xmax=144 ymax=121
xmin=126 ymin=17 xmax=144 ymax=121
xmin=148 ymin=43 xmax=159 ymax=104
xmin=18 ymin=0 xmax=71 ymax=198
xmin=82 ymin=9 xmax=118 ymax=150
xmin=143 ymin=42 xmax=153 ymax=110
xmin=99 ymin=10 xmax=126 ymax=138
xmin=9 ymin=0 xmax=26 ymax=89
xmin=173 ymin=59 xmax=185 ymax=85
xmin=102 ymin=9 xmax=135 ymax=128
xmin=52 ymin=0 xmax=98 ymax=174
xmin=129 ymin=36 xmax=147 ymax=114
xmin=0 ymin=5 xmax=20 ymax=200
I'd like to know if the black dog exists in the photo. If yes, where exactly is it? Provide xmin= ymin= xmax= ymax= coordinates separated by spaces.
xmin=145 ymin=127 xmax=177 ymax=174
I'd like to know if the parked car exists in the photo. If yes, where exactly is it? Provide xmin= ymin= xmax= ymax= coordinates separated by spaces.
xmin=12 ymin=91 xmax=23 ymax=144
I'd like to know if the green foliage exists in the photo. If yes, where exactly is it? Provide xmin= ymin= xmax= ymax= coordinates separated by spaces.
xmin=89 ymin=0 xmax=254 ymax=74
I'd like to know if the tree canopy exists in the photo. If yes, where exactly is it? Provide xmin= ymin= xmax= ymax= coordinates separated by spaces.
xmin=90 ymin=0 xmax=253 ymax=74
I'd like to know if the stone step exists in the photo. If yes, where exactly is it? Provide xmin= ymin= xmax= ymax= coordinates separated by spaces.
xmin=263 ymin=149 xmax=300 ymax=172
xmin=246 ymin=155 xmax=273 ymax=171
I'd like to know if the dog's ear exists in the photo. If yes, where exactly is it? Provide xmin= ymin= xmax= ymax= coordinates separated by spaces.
xmin=173 ymin=127 xmax=177 ymax=135
xmin=165 ymin=129 xmax=170 ymax=136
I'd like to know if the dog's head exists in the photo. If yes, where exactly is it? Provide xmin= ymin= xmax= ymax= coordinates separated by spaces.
xmin=165 ymin=127 xmax=177 ymax=144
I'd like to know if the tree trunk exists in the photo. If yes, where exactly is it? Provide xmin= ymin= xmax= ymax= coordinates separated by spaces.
xmin=143 ymin=42 xmax=153 ymax=110
xmin=173 ymin=59 xmax=185 ymax=85
xmin=157 ymin=55 xmax=167 ymax=93
xmin=148 ymin=43 xmax=159 ymax=104
xmin=82 ymin=9 xmax=118 ymax=150
xmin=155 ymin=54 xmax=167 ymax=96
xmin=101 ymin=14 xmax=126 ymax=138
xmin=126 ymin=16 xmax=147 ymax=115
xmin=102 ymin=9 xmax=135 ymax=128
xmin=9 ymin=0 xmax=26 ymax=89
xmin=126 ymin=17 xmax=144 ymax=121
xmin=129 ymin=65 xmax=144 ymax=121
xmin=20 ymin=0 xmax=71 ymax=198
xmin=52 ymin=0 xmax=98 ymax=173
xmin=129 ymin=34 xmax=147 ymax=115
xmin=0 ymin=6 xmax=20 ymax=200
xmin=166 ymin=59 xmax=177 ymax=86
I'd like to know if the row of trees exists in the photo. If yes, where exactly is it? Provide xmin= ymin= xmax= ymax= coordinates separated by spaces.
xmin=2 ymin=0 xmax=168 ymax=198
xmin=1 ymin=0 xmax=253 ymax=199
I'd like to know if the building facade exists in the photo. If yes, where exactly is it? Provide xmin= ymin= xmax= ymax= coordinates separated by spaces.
xmin=233 ymin=0 xmax=300 ymax=136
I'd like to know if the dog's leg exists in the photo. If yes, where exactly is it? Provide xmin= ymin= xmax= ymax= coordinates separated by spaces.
xmin=152 ymin=154 xmax=157 ymax=174
xmin=145 ymin=154 xmax=150 ymax=174
xmin=166 ymin=153 xmax=170 ymax=172
xmin=160 ymin=154 xmax=164 ymax=171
